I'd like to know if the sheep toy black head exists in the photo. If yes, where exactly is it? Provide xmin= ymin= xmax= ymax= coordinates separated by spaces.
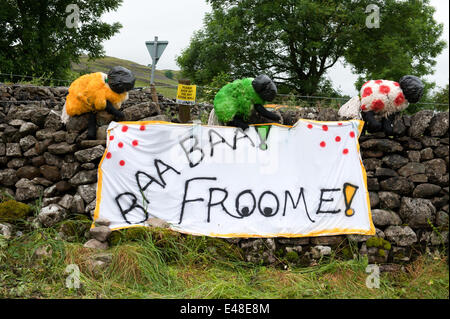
xmin=399 ymin=75 xmax=424 ymax=103
xmin=107 ymin=66 xmax=136 ymax=94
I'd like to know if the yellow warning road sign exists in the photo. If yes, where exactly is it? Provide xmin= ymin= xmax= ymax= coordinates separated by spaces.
xmin=176 ymin=84 xmax=197 ymax=105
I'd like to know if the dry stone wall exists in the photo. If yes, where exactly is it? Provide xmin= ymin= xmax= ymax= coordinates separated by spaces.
xmin=0 ymin=84 xmax=448 ymax=268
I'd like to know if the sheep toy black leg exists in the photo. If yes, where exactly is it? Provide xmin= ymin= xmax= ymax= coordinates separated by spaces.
xmin=86 ymin=102 xmax=125 ymax=140
xmin=362 ymin=111 xmax=382 ymax=133
xmin=228 ymin=115 xmax=250 ymax=131
xmin=105 ymin=101 xmax=125 ymax=121
xmin=254 ymin=104 xmax=281 ymax=122
xmin=87 ymin=113 xmax=97 ymax=140
xmin=382 ymin=114 xmax=395 ymax=137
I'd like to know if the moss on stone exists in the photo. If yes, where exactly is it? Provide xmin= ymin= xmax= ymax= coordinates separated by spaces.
xmin=378 ymin=248 xmax=386 ymax=257
xmin=286 ymin=251 xmax=299 ymax=263
xmin=58 ymin=219 xmax=91 ymax=241
xmin=108 ymin=230 xmax=124 ymax=246
xmin=191 ymin=236 xmax=243 ymax=261
xmin=0 ymin=200 xmax=31 ymax=223
xmin=366 ymin=236 xmax=391 ymax=251
xmin=366 ymin=236 xmax=382 ymax=248
xmin=275 ymin=248 xmax=285 ymax=257
xmin=394 ymin=250 xmax=405 ymax=260
xmin=341 ymin=246 xmax=354 ymax=259
xmin=73 ymin=214 xmax=90 ymax=222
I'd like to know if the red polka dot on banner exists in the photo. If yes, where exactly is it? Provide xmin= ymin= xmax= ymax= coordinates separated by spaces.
xmin=119 ymin=160 xmax=125 ymax=166
xmin=394 ymin=92 xmax=405 ymax=106
xmin=122 ymin=125 xmax=128 ymax=133
xmin=375 ymin=80 xmax=383 ymax=84
xmin=307 ymin=124 xmax=313 ymax=129
xmin=362 ymin=87 xmax=373 ymax=98
xmin=335 ymin=136 xmax=341 ymax=142
xmin=350 ymin=131 xmax=355 ymax=138
xmin=132 ymin=140 xmax=138 ymax=147
xmin=343 ymin=148 xmax=349 ymax=155
xmin=109 ymin=136 xmax=114 ymax=141
xmin=393 ymin=82 xmax=400 ymax=87
xmin=379 ymin=85 xmax=390 ymax=94
xmin=371 ymin=99 xmax=385 ymax=112
xmin=118 ymin=142 xmax=124 ymax=148
xmin=140 ymin=125 xmax=146 ymax=131
xmin=361 ymin=104 xmax=367 ymax=110
xmin=338 ymin=122 xmax=343 ymax=126
xmin=106 ymin=152 xmax=112 ymax=159
xmin=320 ymin=141 xmax=326 ymax=148
xmin=322 ymin=125 xmax=328 ymax=131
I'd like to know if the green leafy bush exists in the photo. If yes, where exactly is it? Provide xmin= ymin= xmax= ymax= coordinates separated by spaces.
xmin=164 ymin=70 xmax=174 ymax=79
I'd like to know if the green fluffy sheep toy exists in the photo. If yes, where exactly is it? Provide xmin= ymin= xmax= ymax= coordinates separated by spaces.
xmin=213 ymin=75 xmax=280 ymax=130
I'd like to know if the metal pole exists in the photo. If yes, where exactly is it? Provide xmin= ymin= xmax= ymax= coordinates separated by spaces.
xmin=150 ymin=36 xmax=158 ymax=85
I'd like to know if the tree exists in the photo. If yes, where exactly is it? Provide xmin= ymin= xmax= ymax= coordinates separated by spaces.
xmin=431 ymin=84 xmax=449 ymax=111
xmin=347 ymin=0 xmax=446 ymax=88
xmin=0 ymin=0 xmax=123 ymax=84
xmin=177 ymin=0 xmax=446 ymax=96
xmin=164 ymin=70 xmax=174 ymax=79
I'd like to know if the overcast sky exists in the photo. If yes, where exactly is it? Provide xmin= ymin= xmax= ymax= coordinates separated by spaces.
xmin=101 ymin=0 xmax=449 ymax=96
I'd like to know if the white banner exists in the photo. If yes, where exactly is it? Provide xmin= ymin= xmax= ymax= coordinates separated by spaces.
xmin=93 ymin=119 xmax=375 ymax=238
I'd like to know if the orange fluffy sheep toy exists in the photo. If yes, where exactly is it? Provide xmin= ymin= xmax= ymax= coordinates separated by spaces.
xmin=61 ymin=66 xmax=136 ymax=139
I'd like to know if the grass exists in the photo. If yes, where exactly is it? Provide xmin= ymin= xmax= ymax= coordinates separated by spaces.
xmin=0 ymin=224 xmax=448 ymax=299
xmin=155 ymin=86 xmax=178 ymax=100
xmin=72 ymin=55 xmax=178 ymax=92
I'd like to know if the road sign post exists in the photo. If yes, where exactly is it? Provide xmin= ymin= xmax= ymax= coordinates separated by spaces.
xmin=145 ymin=36 xmax=168 ymax=113
xmin=145 ymin=36 xmax=169 ymax=85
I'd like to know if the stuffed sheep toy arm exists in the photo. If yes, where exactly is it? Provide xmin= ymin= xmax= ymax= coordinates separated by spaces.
xmin=213 ymin=74 xmax=280 ymax=130
xmin=61 ymin=66 xmax=136 ymax=139
xmin=338 ymin=75 xmax=424 ymax=136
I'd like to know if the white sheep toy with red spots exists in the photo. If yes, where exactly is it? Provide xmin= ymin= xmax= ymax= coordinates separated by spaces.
xmin=338 ymin=75 xmax=424 ymax=136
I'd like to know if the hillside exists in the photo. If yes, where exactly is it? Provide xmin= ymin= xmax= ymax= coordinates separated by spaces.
xmin=71 ymin=55 xmax=180 ymax=98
